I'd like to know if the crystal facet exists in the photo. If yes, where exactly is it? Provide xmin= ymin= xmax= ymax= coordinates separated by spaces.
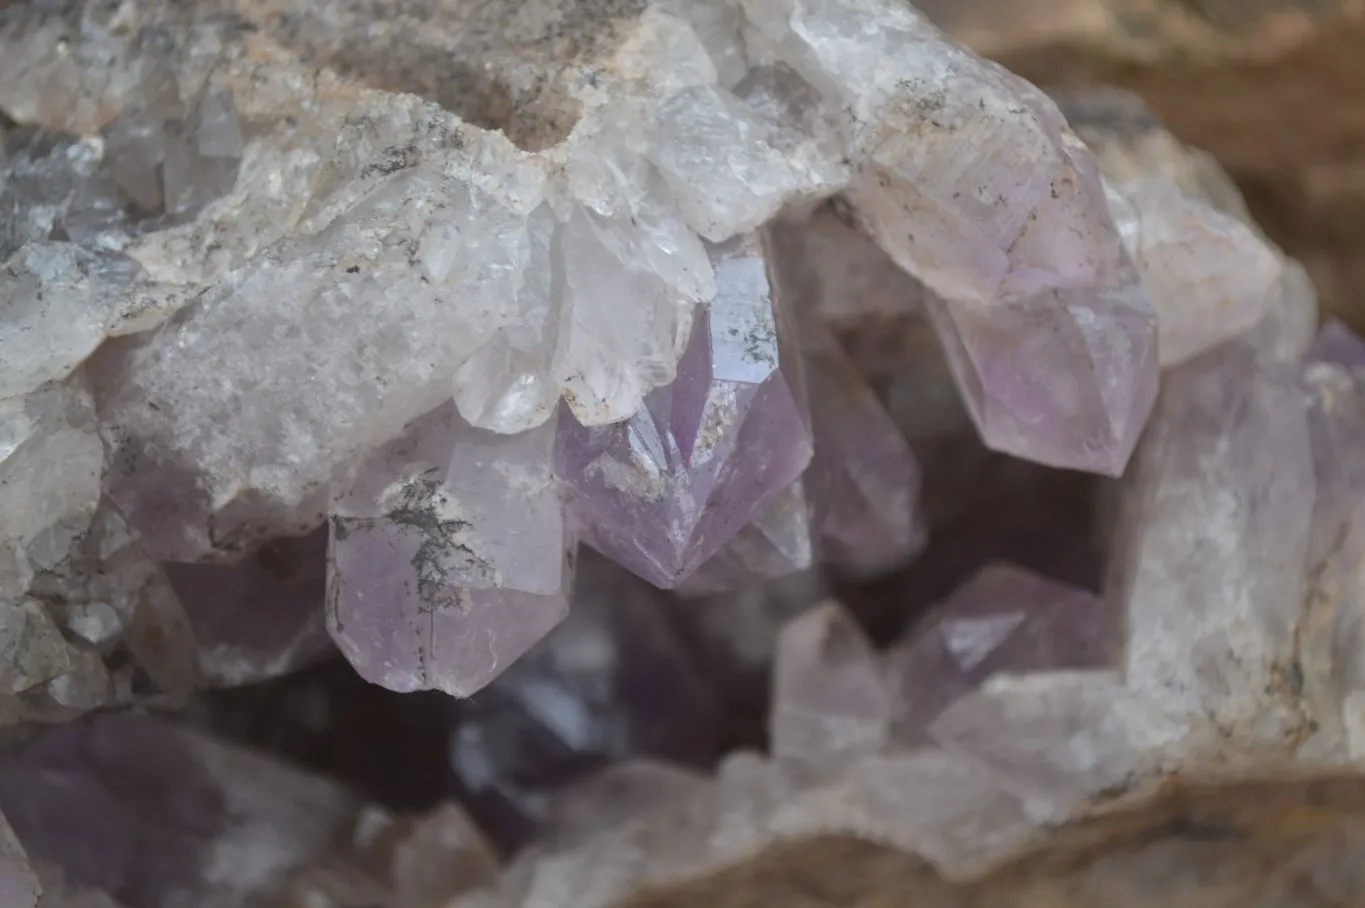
xmin=328 ymin=405 xmax=573 ymax=697
xmin=770 ymin=602 xmax=891 ymax=772
xmin=883 ymin=564 xmax=1117 ymax=746
xmin=555 ymin=235 xmax=812 ymax=588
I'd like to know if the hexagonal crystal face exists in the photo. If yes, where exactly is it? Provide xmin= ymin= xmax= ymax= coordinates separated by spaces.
xmin=556 ymin=236 xmax=813 ymax=589
xmin=328 ymin=405 xmax=573 ymax=697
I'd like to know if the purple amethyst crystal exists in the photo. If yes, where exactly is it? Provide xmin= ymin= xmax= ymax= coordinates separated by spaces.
xmin=1106 ymin=341 xmax=1315 ymax=731
xmin=1298 ymin=323 xmax=1365 ymax=743
xmin=327 ymin=404 xmax=574 ymax=698
xmin=921 ymin=259 xmax=1159 ymax=477
xmin=162 ymin=526 xmax=335 ymax=686
xmin=883 ymin=564 xmax=1117 ymax=745
xmin=555 ymin=234 xmax=812 ymax=589
xmin=770 ymin=601 xmax=891 ymax=772
xmin=675 ymin=481 xmax=814 ymax=595
xmin=0 ymin=714 xmax=358 ymax=908
xmin=800 ymin=313 xmax=925 ymax=576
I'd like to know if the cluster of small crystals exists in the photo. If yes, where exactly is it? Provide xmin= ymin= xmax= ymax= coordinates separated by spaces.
xmin=2 ymin=0 xmax=1364 ymax=899
xmin=0 ymin=0 xmax=1168 ymax=704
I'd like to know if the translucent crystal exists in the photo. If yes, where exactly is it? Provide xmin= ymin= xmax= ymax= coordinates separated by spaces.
xmin=1106 ymin=342 xmax=1316 ymax=738
xmin=799 ymin=313 xmax=924 ymax=575
xmin=552 ymin=131 xmax=714 ymax=427
xmin=921 ymin=258 xmax=1159 ymax=476
xmin=9 ymin=499 xmax=202 ymax=725
xmin=160 ymin=89 xmax=244 ymax=222
xmin=0 ymin=714 xmax=360 ymax=908
xmin=676 ymin=481 xmax=814 ymax=594
xmin=770 ymin=602 xmax=891 ymax=772
xmin=93 ymin=149 xmax=548 ymax=561
xmin=328 ymin=404 xmax=573 ymax=697
xmin=883 ymin=564 xmax=1117 ymax=746
xmin=736 ymin=0 xmax=1119 ymax=304
xmin=1055 ymin=88 xmax=1285 ymax=367
xmin=648 ymin=70 xmax=846 ymax=241
xmin=0 ymin=244 xmax=139 ymax=401
xmin=162 ymin=527 xmax=334 ymax=687
xmin=1110 ymin=178 xmax=1281 ymax=366
xmin=555 ymin=234 xmax=812 ymax=588
xmin=0 ymin=128 xmax=128 ymax=260
xmin=1297 ymin=326 xmax=1365 ymax=757
xmin=451 ymin=206 xmax=560 ymax=434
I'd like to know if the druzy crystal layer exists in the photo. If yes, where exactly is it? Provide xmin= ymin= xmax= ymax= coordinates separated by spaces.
xmin=2 ymin=0 xmax=1362 ymax=904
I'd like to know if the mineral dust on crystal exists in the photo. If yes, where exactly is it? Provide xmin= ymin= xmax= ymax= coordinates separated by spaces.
xmin=327 ymin=404 xmax=573 ymax=698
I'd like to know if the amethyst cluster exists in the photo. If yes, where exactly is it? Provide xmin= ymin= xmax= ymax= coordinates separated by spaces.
xmin=2 ymin=0 xmax=1364 ymax=905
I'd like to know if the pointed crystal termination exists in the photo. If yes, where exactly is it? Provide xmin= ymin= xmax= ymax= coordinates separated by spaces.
xmin=921 ymin=255 xmax=1159 ymax=476
xmin=800 ymin=312 xmax=924 ymax=576
xmin=770 ymin=602 xmax=890 ymax=773
xmin=675 ymin=481 xmax=814 ymax=595
xmin=1106 ymin=342 xmax=1316 ymax=738
xmin=735 ymin=0 xmax=1122 ymax=304
xmin=161 ymin=89 xmax=244 ymax=222
xmin=161 ymin=526 xmax=335 ymax=687
xmin=762 ymin=215 xmax=924 ymax=575
xmin=1053 ymin=88 xmax=1284 ymax=368
xmin=732 ymin=0 xmax=1160 ymax=475
xmin=555 ymin=233 xmax=813 ymax=589
xmin=882 ymin=564 xmax=1118 ymax=747
xmin=327 ymin=404 xmax=573 ymax=698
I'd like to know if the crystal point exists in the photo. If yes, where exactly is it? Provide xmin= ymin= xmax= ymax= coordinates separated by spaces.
xmin=884 ymin=564 xmax=1118 ymax=746
xmin=800 ymin=314 xmax=924 ymax=575
xmin=923 ymin=260 xmax=1159 ymax=476
xmin=328 ymin=404 xmax=573 ymax=697
xmin=556 ymin=234 xmax=812 ymax=588
xmin=771 ymin=602 xmax=890 ymax=772
xmin=1107 ymin=342 xmax=1316 ymax=736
